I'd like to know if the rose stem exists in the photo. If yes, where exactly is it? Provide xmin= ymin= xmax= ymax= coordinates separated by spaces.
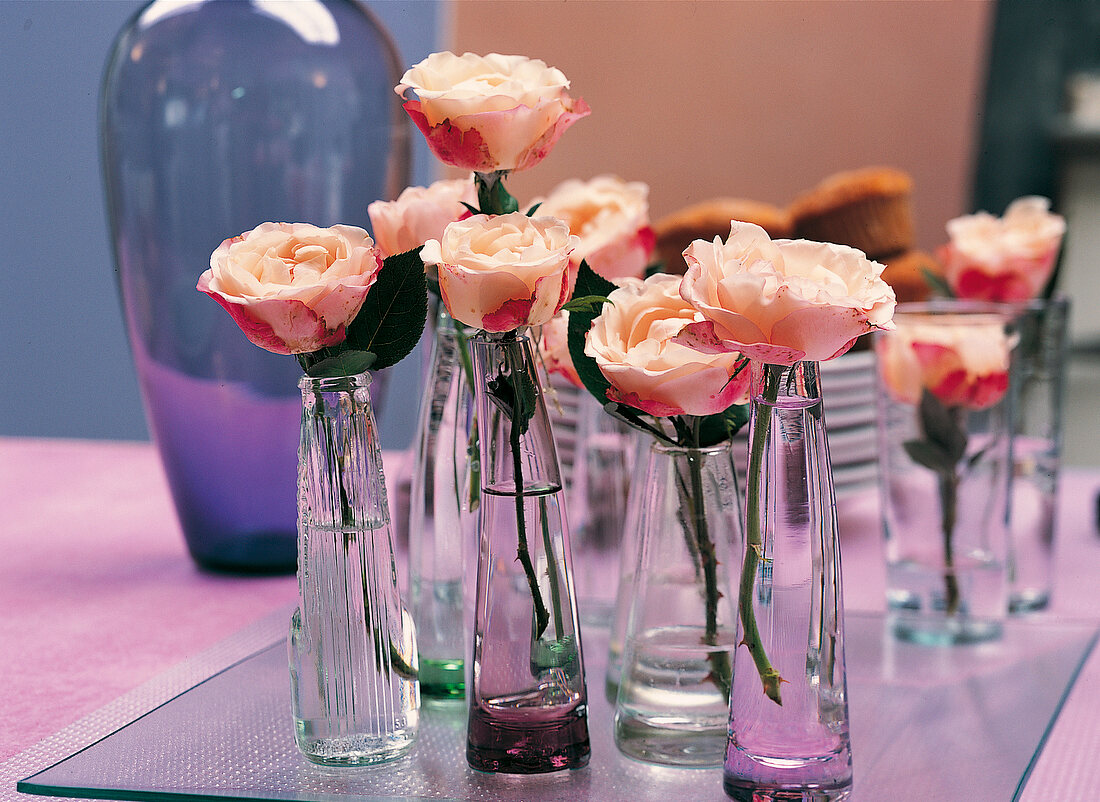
xmin=739 ymin=362 xmax=785 ymax=706
xmin=689 ymin=416 xmax=731 ymax=698
xmin=503 ymin=331 xmax=550 ymax=639
xmin=539 ymin=495 xmax=566 ymax=642
xmin=938 ymin=469 xmax=961 ymax=616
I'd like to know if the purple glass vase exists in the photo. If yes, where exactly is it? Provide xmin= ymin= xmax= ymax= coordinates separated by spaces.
xmin=724 ymin=360 xmax=852 ymax=801
xmin=100 ymin=0 xmax=408 ymax=572
xmin=466 ymin=331 xmax=590 ymax=774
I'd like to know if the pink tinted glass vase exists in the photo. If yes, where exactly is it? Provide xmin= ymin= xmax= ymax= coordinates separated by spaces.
xmin=465 ymin=331 xmax=590 ymax=774
xmin=724 ymin=360 xmax=852 ymax=801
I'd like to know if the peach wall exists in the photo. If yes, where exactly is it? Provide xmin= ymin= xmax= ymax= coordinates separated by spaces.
xmin=446 ymin=0 xmax=994 ymax=253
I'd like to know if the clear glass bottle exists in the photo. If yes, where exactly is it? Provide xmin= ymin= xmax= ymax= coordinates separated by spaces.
xmin=466 ymin=332 xmax=590 ymax=774
xmin=724 ymin=360 xmax=852 ymax=801
xmin=289 ymin=372 xmax=419 ymax=766
xmin=613 ymin=440 xmax=742 ymax=767
xmin=100 ymin=0 xmax=408 ymax=572
xmin=565 ymin=391 xmax=635 ymax=626
xmin=407 ymin=309 xmax=477 ymax=699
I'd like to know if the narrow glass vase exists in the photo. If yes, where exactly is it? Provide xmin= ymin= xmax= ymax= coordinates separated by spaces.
xmin=466 ymin=332 xmax=591 ymax=774
xmin=724 ymin=360 xmax=852 ymax=801
xmin=289 ymin=372 xmax=420 ymax=766
xmin=613 ymin=440 xmax=742 ymax=767
xmin=407 ymin=310 xmax=477 ymax=699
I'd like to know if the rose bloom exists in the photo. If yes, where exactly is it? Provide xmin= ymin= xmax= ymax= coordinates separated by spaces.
xmin=539 ymin=311 xmax=582 ymax=388
xmin=939 ymin=196 xmax=1066 ymax=302
xmin=421 ymin=212 xmax=577 ymax=332
xmin=678 ymin=222 xmax=896 ymax=365
xmin=197 ymin=222 xmax=382 ymax=355
xmin=395 ymin=51 xmax=591 ymax=173
xmin=534 ymin=175 xmax=655 ymax=285
xmin=876 ymin=314 xmax=1012 ymax=410
xmin=367 ymin=177 xmax=476 ymax=258
xmin=584 ymin=274 xmax=750 ymax=417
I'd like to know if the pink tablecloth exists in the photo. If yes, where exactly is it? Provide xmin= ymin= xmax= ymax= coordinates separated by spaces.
xmin=3 ymin=436 xmax=1100 ymax=797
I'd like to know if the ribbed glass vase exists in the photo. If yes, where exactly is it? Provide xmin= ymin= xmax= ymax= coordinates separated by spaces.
xmin=288 ymin=372 xmax=419 ymax=766
xmin=724 ymin=360 xmax=852 ymax=801
xmin=465 ymin=331 xmax=590 ymax=774
xmin=407 ymin=309 xmax=477 ymax=699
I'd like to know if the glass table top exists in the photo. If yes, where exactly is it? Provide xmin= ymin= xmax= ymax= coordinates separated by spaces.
xmin=17 ymin=609 xmax=1098 ymax=802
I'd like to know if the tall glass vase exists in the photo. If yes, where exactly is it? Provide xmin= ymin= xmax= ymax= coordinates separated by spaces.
xmin=100 ymin=0 xmax=408 ymax=572
xmin=407 ymin=309 xmax=477 ymax=699
xmin=289 ymin=372 xmax=419 ymax=766
xmin=613 ymin=440 xmax=742 ymax=767
xmin=466 ymin=332 xmax=590 ymax=774
xmin=567 ymin=392 xmax=634 ymax=625
xmin=724 ymin=360 xmax=852 ymax=801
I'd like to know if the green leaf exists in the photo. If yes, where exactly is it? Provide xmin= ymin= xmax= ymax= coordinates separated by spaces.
xmin=526 ymin=201 xmax=543 ymax=217
xmin=917 ymin=389 xmax=967 ymax=464
xmin=343 ymin=248 xmax=428 ymax=371
xmin=567 ymin=261 xmax=618 ymax=407
xmin=561 ymin=294 xmax=612 ymax=314
xmin=305 ymin=350 xmax=377 ymax=379
xmin=487 ymin=357 xmax=538 ymax=435
xmin=921 ymin=267 xmax=954 ymax=299
xmin=903 ymin=439 xmax=956 ymax=475
xmin=697 ymin=402 xmax=751 ymax=446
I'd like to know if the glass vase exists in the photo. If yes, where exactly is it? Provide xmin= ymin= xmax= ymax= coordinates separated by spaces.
xmin=100 ymin=0 xmax=408 ymax=572
xmin=724 ymin=360 xmax=852 ymax=801
xmin=407 ymin=309 xmax=477 ymax=699
xmin=288 ymin=372 xmax=419 ymax=766
xmin=613 ymin=440 xmax=742 ymax=767
xmin=566 ymin=391 xmax=635 ymax=626
xmin=875 ymin=303 xmax=1014 ymax=645
xmin=466 ymin=332 xmax=590 ymax=774
xmin=1007 ymin=297 xmax=1069 ymax=613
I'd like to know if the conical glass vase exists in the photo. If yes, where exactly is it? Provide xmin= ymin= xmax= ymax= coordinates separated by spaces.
xmin=407 ymin=309 xmax=477 ymax=699
xmin=288 ymin=372 xmax=419 ymax=766
xmin=613 ymin=440 xmax=742 ymax=767
xmin=466 ymin=331 xmax=590 ymax=774
xmin=724 ymin=360 xmax=852 ymax=801
xmin=565 ymin=390 xmax=635 ymax=626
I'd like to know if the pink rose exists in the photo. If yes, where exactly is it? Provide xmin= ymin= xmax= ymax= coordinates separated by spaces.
xmin=197 ymin=222 xmax=382 ymax=355
xmin=367 ymin=177 xmax=476 ymax=258
xmin=533 ymin=175 xmax=655 ymax=286
xmin=539 ymin=311 xmax=582 ymax=388
xmin=395 ymin=52 xmax=590 ymax=173
xmin=584 ymin=274 xmax=750 ymax=417
xmin=677 ymin=222 xmax=896 ymax=365
xmin=939 ymin=196 xmax=1066 ymax=302
xmin=420 ymin=212 xmax=577 ymax=332
xmin=876 ymin=312 xmax=1012 ymax=410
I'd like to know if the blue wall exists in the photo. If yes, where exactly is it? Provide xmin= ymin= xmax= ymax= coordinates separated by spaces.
xmin=0 ymin=0 xmax=441 ymax=447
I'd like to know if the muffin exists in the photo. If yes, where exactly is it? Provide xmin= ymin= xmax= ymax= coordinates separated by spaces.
xmin=880 ymin=249 xmax=944 ymax=304
xmin=788 ymin=167 xmax=914 ymax=259
xmin=653 ymin=198 xmax=793 ymax=274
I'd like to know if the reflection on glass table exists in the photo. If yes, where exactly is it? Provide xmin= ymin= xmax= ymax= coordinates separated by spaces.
xmin=17 ymin=609 xmax=1097 ymax=802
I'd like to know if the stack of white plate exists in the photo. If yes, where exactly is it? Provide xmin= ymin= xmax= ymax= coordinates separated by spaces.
xmin=818 ymin=350 xmax=879 ymax=498
xmin=547 ymin=350 xmax=881 ymax=500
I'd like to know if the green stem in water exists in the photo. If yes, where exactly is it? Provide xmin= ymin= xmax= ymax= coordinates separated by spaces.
xmin=501 ymin=334 xmax=551 ymax=639
xmin=539 ymin=495 xmax=566 ymax=642
xmin=938 ymin=469 xmax=961 ymax=616
xmin=687 ymin=417 xmax=731 ymax=699
xmin=451 ymin=322 xmax=481 ymax=511
xmin=739 ymin=363 xmax=786 ymax=706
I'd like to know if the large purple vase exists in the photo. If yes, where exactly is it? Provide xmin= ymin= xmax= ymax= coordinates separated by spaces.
xmin=100 ymin=0 xmax=409 ymax=572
